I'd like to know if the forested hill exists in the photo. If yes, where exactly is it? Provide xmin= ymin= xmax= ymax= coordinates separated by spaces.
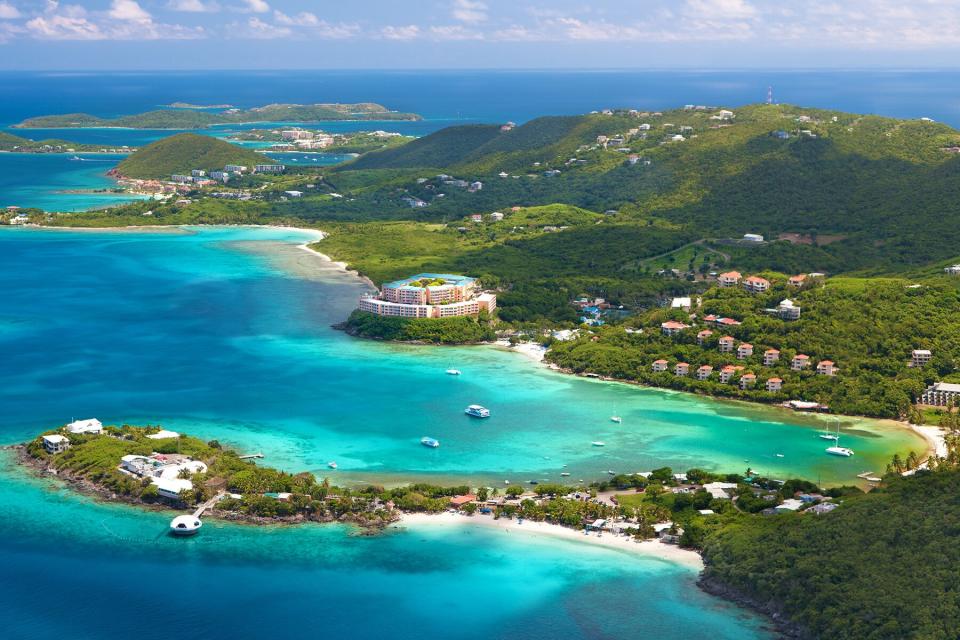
xmin=701 ymin=468 xmax=960 ymax=640
xmin=115 ymin=133 xmax=265 ymax=179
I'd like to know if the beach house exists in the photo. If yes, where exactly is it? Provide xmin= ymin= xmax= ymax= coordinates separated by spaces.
xmin=674 ymin=362 xmax=690 ymax=377
xmin=42 ymin=434 xmax=69 ymax=454
xmin=739 ymin=373 xmax=757 ymax=389
xmin=920 ymin=382 xmax=960 ymax=406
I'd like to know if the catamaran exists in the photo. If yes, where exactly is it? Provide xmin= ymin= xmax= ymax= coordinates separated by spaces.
xmin=464 ymin=404 xmax=490 ymax=418
xmin=824 ymin=422 xmax=854 ymax=456
xmin=421 ymin=437 xmax=440 ymax=448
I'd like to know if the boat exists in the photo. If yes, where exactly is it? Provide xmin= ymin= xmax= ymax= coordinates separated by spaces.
xmin=464 ymin=404 xmax=490 ymax=418
xmin=560 ymin=472 xmax=571 ymax=477
xmin=610 ymin=415 xmax=622 ymax=423
xmin=819 ymin=419 xmax=840 ymax=441
xmin=776 ymin=454 xmax=785 ymax=458
xmin=607 ymin=470 xmax=616 ymax=475
xmin=327 ymin=461 xmax=338 ymax=469
xmin=169 ymin=515 xmax=202 ymax=536
xmin=826 ymin=446 xmax=855 ymax=457
xmin=446 ymin=368 xmax=462 ymax=376
xmin=591 ymin=441 xmax=606 ymax=447
xmin=421 ymin=437 xmax=440 ymax=448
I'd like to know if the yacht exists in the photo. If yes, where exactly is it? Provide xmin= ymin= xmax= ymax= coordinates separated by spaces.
xmin=826 ymin=446 xmax=855 ymax=457
xmin=591 ymin=441 xmax=606 ymax=447
xmin=327 ymin=461 xmax=338 ymax=469
xmin=421 ymin=437 xmax=440 ymax=448
xmin=464 ymin=405 xmax=490 ymax=418
xmin=169 ymin=515 xmax=202 ymax=536
xmin=446 ymin=368 xmax=462 ymax=376
xmin=819 ymin=420 xmax=841 ymax=441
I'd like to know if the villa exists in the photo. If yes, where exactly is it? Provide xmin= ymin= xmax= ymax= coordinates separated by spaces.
xmin=737 ymin=343 xmax=754 ymax=359
xmin=739 ymin=373 xmax=757 ymax=389
xmin=791 ymin=354 xmax=811 ymax=370
xmin=717 ymin=271 xmax=742 ymax=287
xmin=766 ymin=377 xmax=783 ymax=392
xmin=763 ymin=349 xmax=780 ymax=366
xmin=912 ymin=349 xmax=932 ymax=367
xmin=66 ymin=418 xmax=103 ymax=435
xmin=119 ymin=453 xmax=208 ymax=501
xmin=743 ymin=276 xmax=771 ymax=294
xmin=358 ymin=273 xmax=496 ymax=319
xmin=788 ymin=274 xmax=807 ymax=287
xmin=817 ymin=360 xmax=837 ymax=376
xmin=697 ymin=329 xmax=713 ymax=345
xmin=696 ymin=365 xmax=713 ymax=380
xmin=772 ymin=299 xmax=801 ymax=320
xmin=661 ymin=320 xmax=690 ymax=336
xmin=42 ymin=434 xmax=69 ymax=454
xmin=674 ymin=362 xmax=690 ymax=377
xmin=652 ymin=359 xmax=669 ymax=372
xmin=718 ymin=336 xmax=735 ymax=353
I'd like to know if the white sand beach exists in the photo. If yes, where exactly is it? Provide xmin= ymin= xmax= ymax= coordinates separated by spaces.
xmin=397 ymin=511 xmax=703 ymax=569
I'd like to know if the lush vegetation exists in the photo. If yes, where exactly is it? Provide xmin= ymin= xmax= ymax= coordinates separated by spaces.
xmin=115 ymin=133 xmax=266 ymax=179
xmin=701 ymin=468 xmax=960 ymax=640
xmin=15 ymin=103 xmax=421 ymax=129
xmin=0 ymin=131 xmax=128 ymax=153
xmin=343 ymin=310 xmax=496 ymax=344
xmin=547 ymin=275 xmax=960 ymax=418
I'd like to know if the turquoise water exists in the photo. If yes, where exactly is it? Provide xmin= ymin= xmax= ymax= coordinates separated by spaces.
xmin=0 ymin=226 xmax=924 ymax=488
xmin=0 ymin=153 xmax=150 ymax=211
xmin=0 ymin=226 xmax=921 ymax=638
xmin=0 ymin=451 xmax=770 ymax=639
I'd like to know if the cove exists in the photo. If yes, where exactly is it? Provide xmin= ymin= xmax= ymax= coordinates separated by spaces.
xmin=0 ymin=225 xmax=925 ymax=488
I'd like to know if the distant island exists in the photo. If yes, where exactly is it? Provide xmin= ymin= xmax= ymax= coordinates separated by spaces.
xmin=13 ymin=102 xmax=423 ymax=129
xmin=0 ymin=131 xmax=135 ymax=154
xmin=163 ymin=102 xmax=235 ymax=109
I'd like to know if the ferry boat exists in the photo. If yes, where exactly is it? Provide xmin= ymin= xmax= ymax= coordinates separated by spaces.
xmin=445 ymin=368 xmax=462 ymax=376
xmin=591 ymin=441 xmax=606 ymax=447
xmin=327 ymin=461 xmax=338 ymax=469
xmin=169 ymin=515 xmax=202 ymax=536
xmin=464 ymin=404 xmax=490 ymax=418
xmin=421 ymin=437 xmax=440 ymax=448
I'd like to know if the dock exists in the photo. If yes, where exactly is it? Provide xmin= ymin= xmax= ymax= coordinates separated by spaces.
xmin=192 ymin=491 xmax=226 ymax=518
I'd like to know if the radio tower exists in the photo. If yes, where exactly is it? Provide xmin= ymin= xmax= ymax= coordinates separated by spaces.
xmin=766 ymin=86 xmax=774 ymax=105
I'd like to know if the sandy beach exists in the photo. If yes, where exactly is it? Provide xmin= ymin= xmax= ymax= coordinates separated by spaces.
xmin=494 ymin=339 xmax=548 ymax=363
xmin=397 ymin=511 xmax=703 ymax=569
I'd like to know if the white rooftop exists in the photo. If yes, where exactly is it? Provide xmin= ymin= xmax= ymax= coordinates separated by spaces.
xmin=146 ymin=430 xmax=180 ymax=440
xmin=932 ymin=382 xmax=960 ymax=393
xmin=42 ymin=434 xmax=68 ymax=444
xmin=66 ymin=418 xmax=102 ymax=434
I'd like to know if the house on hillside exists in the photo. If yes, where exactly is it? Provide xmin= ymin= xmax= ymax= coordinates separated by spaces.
xmin=791 ymin=354 xmax=811 ymax=371
xmin=817 ymin=360 xmax=837 ymax=376
xmin=661 ymin=321 xmax=690 ymax=336
xmin=743 ymin=276 xmax=770 ymax=293
xmin=766 ymin=377 xmax=783 ymax=392
xmin=697 ymin=329 xmax=713 ymax=345
xmin=763 ymin=349 xmax=780 ymax=366
xmin=737 ymin=343 xmax=754 ymax=359
xmin=652 ymin=359 xmax=669 ymax=373
xmin=718 ymin=336 xmax=735 ymax=353
xmin=674 ymin=362 xmax=690 ymax=377
xmin=717 ymin=271 xmax=742 ymax=287
xmin=739 ymin=373 xmax=757 ymax=389
xmin=696 ymin=365 xmax=713 ymax=380
xmin=911 ymin=349 xmax=932 ymax=367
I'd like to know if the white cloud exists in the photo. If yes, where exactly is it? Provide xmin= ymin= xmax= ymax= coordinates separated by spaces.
xmin=430 ymin=25 xmax=483 ymax=40
xmin=380 ymin=24 xmax=420 ymax=40
xmin=238 ymin=0 xmax=269 ymax=13
xmin=272 ymin=11 xmax=359 ymax=38
xmin=452 ymin=0 xmax=487 ymax=24
xmin=0 ymin=2 xmax=20 ymax=19
xmin=235 ymin=16 xmax=289 ymax=38
xmin=109 ymin=0 xmax=151 ymax=24
xmin=684 ymin=0 xmax=757 ymax=19
xmin=167 ymin=0 xmax=219 ymax=12
xmin=27 ymin=14 xmax=103 ymax=40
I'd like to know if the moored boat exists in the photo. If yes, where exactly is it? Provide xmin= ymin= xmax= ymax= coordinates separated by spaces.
xmin=421 ymin=437 xmax=440 ymax=448
xmin=591 ymin=441 xmax=605 ymax=447
xmin=826 ymin=446 xmax=854 ymax=457
xmin=464 ymin=404 xmax=490 ymax=418
xmin=328 ymin=461 xmax=338 ymax=469
xmin=446 ymin=368 xmax=462 ymax=376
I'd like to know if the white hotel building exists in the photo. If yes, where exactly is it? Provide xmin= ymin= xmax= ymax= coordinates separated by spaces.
xmin=358 ymin=273 xmax=496 ymax=319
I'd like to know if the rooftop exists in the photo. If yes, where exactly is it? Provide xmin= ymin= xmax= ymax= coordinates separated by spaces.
xmin=384 ymin=273 xmax=476 ymax=289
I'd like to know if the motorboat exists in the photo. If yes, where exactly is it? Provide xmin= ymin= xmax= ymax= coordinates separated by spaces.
xmin=560 ymin=472 xmax=571 ymax=477
xmin=327 ymin=461 xmax=338 ymax=469
xmin=169 ymin=515 xmax=202 ymax=536
xmin=421 ymin=437 xmax=440 ymax=448
xmin=446 ymin=368 xmax=462 ymax=376
xmin=591 ymin=441 xmax=606 ymax=447
xmin=610 ymin=415 xmax=622 ymax=423
xmin=464 ymin=405 xmax=490 ymax=418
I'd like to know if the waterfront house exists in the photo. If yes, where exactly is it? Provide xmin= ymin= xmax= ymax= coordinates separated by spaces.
xmin=660 ymin=320 xmax=690 ymax=336
xmin=674 ymin=362 xmax=690 ymax=377
xmin=817 ymin=360 xmax=837 ymax=376
xmin=911 ymin=349 xmax=932 ymax=367
xmin=717 ymin=271 xmax=742 ymax=288
xmin=652 ymin=359 xmax=669 ymax=373
xmin=696 ymin=365 xmax=713 ymax=380
xmin=697 ymin=329 xmax=713 ymax=345
xmin=739 ymin=373 xmax=757 ymax=389
xmin=766 ymin=377 xmax=783 ymax=392
xmin=737 ymin=343 xmax=753 ymax=359
xmin=791 ymin=354 xmax=811 ymax=370
xmin=42 ymin=434 xmax=69 ymax=454
xmin=921 ymin=382 xmax=960 ymax=406
xmin=66 ymin=418 xmax=103 ymax=435
xmin=743 ymin=276 xmax=770 ymax=294
xmin=763 ymin=349 xmax=780 ymax=366
xmin=449 ymin=494 xmax=477 ymax=510
xmin=719 ymin=366 xmax=737 ymax=384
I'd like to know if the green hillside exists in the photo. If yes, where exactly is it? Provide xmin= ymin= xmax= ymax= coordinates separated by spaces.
xmin=701 ymin=468 xmax=960 ymax=640
xmin=115 ymin=133 xmax=265 ymax=179
xmin=349 ymin=124 xmax=503 ymax=169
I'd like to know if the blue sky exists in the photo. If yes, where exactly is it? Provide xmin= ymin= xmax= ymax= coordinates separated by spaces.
xmin=1 ymin=0 xmax=959 ymax=69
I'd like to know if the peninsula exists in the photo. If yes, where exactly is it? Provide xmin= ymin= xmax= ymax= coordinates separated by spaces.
xmin=13 ymin=102 xmax=423 ymax=129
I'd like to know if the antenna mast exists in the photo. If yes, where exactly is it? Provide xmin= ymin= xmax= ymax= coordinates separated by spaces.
xmin=766 ymin=86 xmax=774 ymax=105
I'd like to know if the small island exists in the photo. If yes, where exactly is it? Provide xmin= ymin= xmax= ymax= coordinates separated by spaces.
xmin=14 ymin=102 xmax=423 ymax=130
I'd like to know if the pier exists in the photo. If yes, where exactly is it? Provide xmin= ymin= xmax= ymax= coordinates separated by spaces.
xmin=192 ymin=491 xmax=226 ymax=518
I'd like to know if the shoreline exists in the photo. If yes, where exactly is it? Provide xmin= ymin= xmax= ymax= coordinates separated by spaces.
xmin=396 ymin=511 xmax=704 ymax=569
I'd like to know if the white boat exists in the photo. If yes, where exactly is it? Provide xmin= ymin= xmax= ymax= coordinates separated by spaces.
xmin=610 ymin=415 xmax=622 ymax=423
xmin=464 ymin=404 xmax=490 ymax=418
xmin=421 ymin=437 xmax=440 ymax=448
xmin=169 ymin=515 xmax=202 ymax=536
xmin=327 ymin=461 xmax=338 ymax=469
xmin=819 ymin=419 xmax=840 ymax=440
xmin=560 ymin=472 xmax=571 ymax=477
xmin=446 ymin=368 xmax=462 ymax=376
xmin=826 ymin=446 xmax=855 ymax=457
xmin=776 ymin=454 xmax=785 ymax=458
xmin=607 ymin=470 xmax=616 ymax=475
xmin=591 ymin=441 xmax=606 ymax=447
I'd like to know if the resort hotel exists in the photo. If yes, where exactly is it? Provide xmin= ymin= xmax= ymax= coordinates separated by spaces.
xmin=358 ymin=273 xmax=497 ymax=318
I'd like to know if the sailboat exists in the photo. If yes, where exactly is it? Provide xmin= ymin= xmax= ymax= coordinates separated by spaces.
xmin=825 ymin=422 xmax=854 ymax=457
xmin=819 ymin=421 xmax=840 ymax=441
